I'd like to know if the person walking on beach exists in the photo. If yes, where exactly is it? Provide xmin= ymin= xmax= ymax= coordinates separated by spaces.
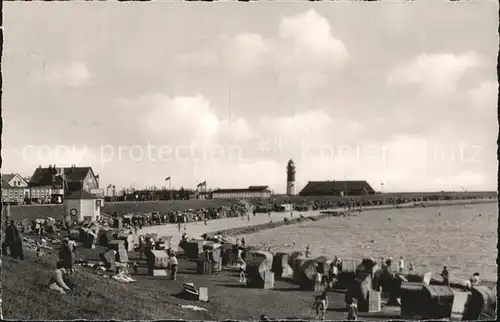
xmin=238 ymin=258 xmax=247 ymax=283
xmin=398 ymin=257 xmax=404 ymax=274
xmin=313 ymin=290 xmax=329 ymax=320
xmin=305 ymin=246 xmax=311 ymax=258
xmin=441 ymin=266 xmax=449 ymax=285
xmin=168 ymin=254 xmax=178 ymax=280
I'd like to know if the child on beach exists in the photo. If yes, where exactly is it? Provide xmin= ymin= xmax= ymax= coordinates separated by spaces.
xmin=346 ymin=297 xmax=358 ymax=320
xmin=238 ymin=258 xmax=247 ymax=284
xmin=313 ymin=291 xmax=329 ymax=320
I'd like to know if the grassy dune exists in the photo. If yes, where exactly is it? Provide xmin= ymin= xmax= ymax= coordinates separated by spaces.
xmin=2 ymin=243 xmax=394 ymax=320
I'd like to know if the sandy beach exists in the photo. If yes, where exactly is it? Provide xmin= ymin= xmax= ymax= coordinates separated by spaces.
xmin=138 ymin=198 xmax=496 ymax=247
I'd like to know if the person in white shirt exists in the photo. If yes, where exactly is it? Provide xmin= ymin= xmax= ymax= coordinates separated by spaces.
xmin=398 ymin=257 xmax=404 ymax=273
xmin=168 ymin=255 xmax=178 ymax=280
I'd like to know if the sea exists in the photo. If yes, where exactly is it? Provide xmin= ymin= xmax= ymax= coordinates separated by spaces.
xmin=239 ymin=202 xmax=498 ymax=282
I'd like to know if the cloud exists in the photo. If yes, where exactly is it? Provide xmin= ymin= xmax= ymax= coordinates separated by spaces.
xmin=2 ymin=145 xmax=100 ymax=176
xmin=33 ymin=61 xmax=90 ymax=87
xmin=176 ymin=9 xmax=349 ymax=92
xmin=120 ymin=94 xmax=220 ymax=144
xmin=218 ymin=117 xmax=255 ymax=144
xmin=277 ymin=9 xmax=348 ymax=68
xmin=225 ymin=33 xmax=272 ymax=74
xmin=468 ymin=80 xmax=497 ymax=114
xmin=387 ymin=52 xmax=482 ymax=96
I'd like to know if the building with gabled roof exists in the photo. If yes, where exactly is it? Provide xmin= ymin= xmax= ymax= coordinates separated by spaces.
xmin=299 ymin=180 xmax=376 ymax=197
xmin=1 ymin=173 xmax=30 ymax=204
xmin=28 ymin=165 xmax=102 ymax=202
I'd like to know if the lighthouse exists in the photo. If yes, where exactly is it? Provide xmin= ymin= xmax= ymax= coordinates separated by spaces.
xmin=286 ymin=159 xmax=296 ymax=196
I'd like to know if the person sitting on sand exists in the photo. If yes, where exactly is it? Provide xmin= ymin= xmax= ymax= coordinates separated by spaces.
xmin=314 ymin=290 xmax=329 ymax=320
xmin=48 ymin=262 xmax=72 ymax=294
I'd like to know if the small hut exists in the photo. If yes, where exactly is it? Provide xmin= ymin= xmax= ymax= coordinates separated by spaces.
xmin=400 ymin=283 xmax=454 ymax=320
xmin=245 ymin=250 xmax=274 ymax=288
xmin=179 ymin=239 xmax=205 ymax=260
xmin=272 ymin=252 xmax=293 ymax=280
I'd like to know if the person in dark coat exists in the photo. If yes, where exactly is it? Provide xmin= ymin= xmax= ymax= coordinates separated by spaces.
xmin=59 ymin=240 xmax=75 ymax=273
xmin=4 ymin=221 xmax=24 ymax=260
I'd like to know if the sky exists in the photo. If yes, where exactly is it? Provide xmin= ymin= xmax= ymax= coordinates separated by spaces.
xmin=2 ymin=1 xmax=498 ymax=193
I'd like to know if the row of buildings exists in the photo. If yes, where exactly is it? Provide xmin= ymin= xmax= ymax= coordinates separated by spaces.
xmin=1 ymin=165 xmax=102 ymax=204
xmin=2 ymin=160 xmax=376 ymax=204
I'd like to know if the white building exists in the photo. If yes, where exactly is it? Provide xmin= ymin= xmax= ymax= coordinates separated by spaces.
xmin=1 ymin=173 xmax=30 ymax=204
xmin=64 ymin=189 xmax=104 ymax=223
xmin=211 ymin=186 xmax=272 ymax=200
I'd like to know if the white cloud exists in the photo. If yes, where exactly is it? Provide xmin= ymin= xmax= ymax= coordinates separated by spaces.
xmin=387 ymin=52 xmax=482 ymax=96
xmin=119 ymin=94 xmax=220 ymax=144
xmin=468 ymin=81 xmax=497 ymax=114
xmin=277 ymin=9 xmax=348 ymax=68
xmin=176 ymin=9 xmax=348 ymax=92
xmin=218 ymin=117 xmax=255 ymax=143
xmin=2 ymin=145 xmax=100 ymax=177
xmin=33 ymin=61 xmax=90 ymax=87
xmin=226 ymin=33 xmax=272 ymax=74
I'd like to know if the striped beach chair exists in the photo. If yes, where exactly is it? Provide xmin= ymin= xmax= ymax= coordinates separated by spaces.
xmin=182 ymin=282 xmax=199 ymax=299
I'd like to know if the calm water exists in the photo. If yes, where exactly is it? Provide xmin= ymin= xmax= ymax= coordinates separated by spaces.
xmin=240 ymin=203 xmax=498 ymax=282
